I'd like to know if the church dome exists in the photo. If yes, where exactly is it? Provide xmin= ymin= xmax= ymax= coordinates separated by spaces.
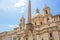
xmin=34 ymin=13 xmax=41 ymax=17
xmin=34 ymin=9 xmax=42 ymax=18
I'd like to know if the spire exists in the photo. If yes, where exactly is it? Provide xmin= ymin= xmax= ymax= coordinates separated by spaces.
xmin=28 ymin=0 xmax=31 ymax=23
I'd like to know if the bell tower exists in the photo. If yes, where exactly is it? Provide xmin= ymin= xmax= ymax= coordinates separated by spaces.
xmin=44 ymin=6 xmax=51 ymax=15
xmin=19 ymin=16 xmax=25 ymax=30
xmin=43 ymin=6 xmax=52 ymax=24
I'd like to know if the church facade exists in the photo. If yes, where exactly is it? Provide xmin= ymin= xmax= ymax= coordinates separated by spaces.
xmin=0 ymin=0 xmax=60 ymax=40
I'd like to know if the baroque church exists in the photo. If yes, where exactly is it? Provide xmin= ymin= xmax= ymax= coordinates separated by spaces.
xmin=0 ymin=0 xmax=60 ymax=40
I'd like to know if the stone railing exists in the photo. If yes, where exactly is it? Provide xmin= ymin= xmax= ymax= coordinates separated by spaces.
xmin=17 ymin=30 xmax=24 ymax=35
xmin=35 ymin=21 xmax=60 ymax=31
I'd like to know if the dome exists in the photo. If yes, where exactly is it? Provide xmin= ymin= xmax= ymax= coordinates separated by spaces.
xmin=34 ymin=13 xmax=41 ymax=18
xmin=33 ymin=9 xmax=42 ymax=18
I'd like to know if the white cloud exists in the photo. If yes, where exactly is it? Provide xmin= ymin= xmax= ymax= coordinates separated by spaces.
xmin=14 ymin=0 xmax=26 ymax=8
xmin=7 ymin=25 xmax=18 ymax=28
xmin=14 ymin=0 xmax=27 ymax=13
xmin=0 ymin=0 xmax=27 ymax=13
xmin=0 ymin=24 xmax=18 ymax=32
xmin=20 ymin=7 xmax=25 ymax=13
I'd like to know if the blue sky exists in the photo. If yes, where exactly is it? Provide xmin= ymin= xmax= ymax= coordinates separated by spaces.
xmin=0 ymin=0 xmax=60 ymax=33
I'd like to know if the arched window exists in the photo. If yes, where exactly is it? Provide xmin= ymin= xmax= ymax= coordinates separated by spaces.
xmin=41 ymin=22 xmax=42 ymax=25
xmin=35 ymin=22 xmax=36 ymax=25
xmin=47 ymin=18 xmax=49 ymax=21
xmin=42 ymin=39 xmax=43 ymax=40
xmin=20 ymin=27 xmax=22 ymax=30
xmin=33 ymin=38 xmax=35 ymax=40
xmin=49 ymin=33 xmax=53 ymax=40
xmin=59 ymin=16 xmax=60 ymax=18
xmin=47 ymin=18 xmax=50 ymax=22
xmin=26 ymin=37 xmax=28 ymax=40
xmin=50 ymin=33 xmax=52 ymax=37
xmin=18 ymin=38 xmax=21 ymax=40
xmin=46 ymin=10 xmax=48 ymax=14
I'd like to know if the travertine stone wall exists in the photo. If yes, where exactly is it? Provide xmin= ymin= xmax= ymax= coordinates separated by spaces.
xmin=43 ymin=33 xmax=50 ymax=40
xmin=53 ymin=31 xmax=60 ymax=40
xmin=1 ymin=35 xmax=12 ymax=40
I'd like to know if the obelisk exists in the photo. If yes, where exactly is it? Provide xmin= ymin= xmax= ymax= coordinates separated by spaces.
xmin=28 ymin=0 xmax=31 ymax=23
xmin=26 ymin=0 xmax=34 ymax=31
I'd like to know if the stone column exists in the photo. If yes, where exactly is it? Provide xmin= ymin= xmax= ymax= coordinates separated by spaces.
xmin=21 ymin=37 xmax=24 ymax=40
xmin=36 ymin=35 xmax=41 ymax=40
xmin=0 ymin=36 xmax=2 ymax=40
xmin=17 ymin=38 xmax=19 ymax=40
xmin=29 ymin=35 xmax=33 ymax=40
xmin=43 ymin=33 xmax=50 ymax=40
xmin=12 ymin=35 xmax=13 ymax=40
xmin=53 ymin=31 xmax=60 ymax=40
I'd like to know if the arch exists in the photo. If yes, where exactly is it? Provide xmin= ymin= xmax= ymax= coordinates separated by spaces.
xmin=50 ymin=33 xmax=52 ymax=37
xmin=46 ymin=10 xmax=48 ymax=14
xmin=49 ymin=32 xmax=54 ymax=40
xmin=33 ymin=38 xmax=35 ymax=40
xmin=18 ymin=38 xmax=21 ymax=40
xmin=47 ymin=18 xmax=49 ymax=22
xmin=35 ymin=22 xmax=36 ymax=25
xmin=41 ymin=22 xmax=42 ymax=25
xmin=26 ymin=37 xmax=28 ymax=40
xmin=42 ymin=38 xmax=43 ymax=40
